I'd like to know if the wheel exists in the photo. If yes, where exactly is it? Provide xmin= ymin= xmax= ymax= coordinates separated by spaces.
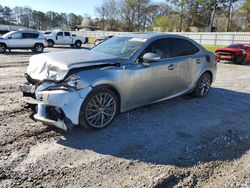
xmin=32 ymin=43 xmax=44 ymax=53
xmin=79 ymin=88 xmax=119 ymax=130
xmin=47 ymin=40 xmax=54 ymax=47
xmin=235 ymin=55 xmax=246 ymax=65
xmin=0 ymin=43 xmax=6 ymax=53
xmin=74 ymin=40 xmax=82 ymax=48
xmin=192 ymin=72 xmax=212 ymax=98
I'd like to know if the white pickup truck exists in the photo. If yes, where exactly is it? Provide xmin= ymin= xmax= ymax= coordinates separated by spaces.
xmin=44 ymin=31 xmax=88 ymax=48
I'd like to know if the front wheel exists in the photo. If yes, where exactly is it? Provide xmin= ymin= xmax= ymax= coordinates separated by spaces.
xmin=192 ymin=72 xmax=212 ymax=98
xmin=79 ymin=88 xmax=119 ymax=130
xmin=0 ymin=43 xmax=6 ymax=53
xmin=235 ymin=55 xmax=246 ymax=65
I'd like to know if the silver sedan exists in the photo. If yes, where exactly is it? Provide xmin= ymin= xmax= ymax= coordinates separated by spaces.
xmin=20 ymin=33 xmax=217 ymax=131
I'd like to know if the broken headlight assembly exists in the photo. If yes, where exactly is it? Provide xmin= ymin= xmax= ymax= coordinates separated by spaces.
xmin=45 ymin=74 xmax=85 ymax=91
xmin=64 ymin=74 xmax=85 ymax=90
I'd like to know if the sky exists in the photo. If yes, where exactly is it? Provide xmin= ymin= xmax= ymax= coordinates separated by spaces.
xmin=1 ymin=0 xmax=164 ymax=18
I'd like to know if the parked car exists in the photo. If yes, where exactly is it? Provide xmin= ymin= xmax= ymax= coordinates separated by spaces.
xmin=0 ymin=30 xmax=47 ymax=53
xmin=94 ymin=35 xmax=113 ymax=46
xmin=215 ymin=43 xmax=250 ymax=64
xmin=20 ymin=33 xmax=217 ymax=131
xmin=44 ymin=31 xmax=88 ymax=48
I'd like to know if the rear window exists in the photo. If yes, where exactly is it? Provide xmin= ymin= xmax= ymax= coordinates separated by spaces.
xmin=22 ymin=33 xmax=39 ymax=38
xmin=169 ymin=38 xmax=199 ymax=57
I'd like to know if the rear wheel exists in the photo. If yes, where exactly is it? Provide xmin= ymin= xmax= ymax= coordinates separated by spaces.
xmin=79 ymin=88 xmax=119 ymax=130
xmin=0 ymin=43 xmax=6 ymax=53
xmin=192 ymin=72 xmax=212 ymax=98
xmin=74 ymin=40 xmax=82 ymax=48
xmin=32 ymin=43 xmax=44 ymax=53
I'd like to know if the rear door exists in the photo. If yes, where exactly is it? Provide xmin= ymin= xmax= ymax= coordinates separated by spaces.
xmin=22 ymin=32 xmax=39 ymax=47
xmin=168 ymin=38 xmax=201 ymax=93
xmin=55 ymin=32 xmax=64 ymax=44
xmin=63 ymin=32 xmax=72 ymax=44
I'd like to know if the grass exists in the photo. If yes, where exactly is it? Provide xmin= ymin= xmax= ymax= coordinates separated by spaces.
xmin=87 ymin=37 xmax=96 ymax=43
xmin=203 ymin=45 xmax=224 ymax=52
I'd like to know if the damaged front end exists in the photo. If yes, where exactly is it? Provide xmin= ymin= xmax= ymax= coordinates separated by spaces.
xmin=20 ymin=74 xmax=92 ymax=131
xmin=19 ymin=49 xmax=120 ymax=131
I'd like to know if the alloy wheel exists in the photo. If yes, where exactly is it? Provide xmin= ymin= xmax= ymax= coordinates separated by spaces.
xmin=85 ymin=93 xmax=117 ymax=128
xmin=36 ymin=44 xmax=43 ymax=52
xmin=197 ymin=73 xmax=211 ymax=97
xmin=0 ymin=44 xmax=6 ymax=53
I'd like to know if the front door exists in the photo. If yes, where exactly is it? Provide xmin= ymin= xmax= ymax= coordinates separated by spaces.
xmin=127 ymin=38 xmax=179 ymax=107
xmin=8 ymin=32 xmax=23 ymax=48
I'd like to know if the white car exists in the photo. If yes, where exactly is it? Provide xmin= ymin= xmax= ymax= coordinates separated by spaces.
xmin=0 ymin=30 xmax=47 ymax=53
xmin=44 ymin=31 xmax=88 ymax=48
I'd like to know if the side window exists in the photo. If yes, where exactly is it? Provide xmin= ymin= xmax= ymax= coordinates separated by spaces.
xmin=169 ymin=38 xmax=199 ymax=57
xmin=64 ymin=32 xmax=70 ymax=36
xmin=143 ymin=39 xmax=170 ymax=59
xmin=10 ymin=32 xmax=22 ymax=39
xmin=57 ymin=32 xmax=63 ymax=36
xmin=22 ymin=33 xmax=39 ymax=38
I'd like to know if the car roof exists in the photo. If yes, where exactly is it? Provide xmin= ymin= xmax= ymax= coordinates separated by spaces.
xmin=231 ymin=43 xmax=250 ymax=46
xmin=116 ymin=32 xmax=188 ymax=40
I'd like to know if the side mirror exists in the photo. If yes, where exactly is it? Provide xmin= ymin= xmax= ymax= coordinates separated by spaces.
xmin=8 ymin=36 xmax=12 ymax=39
xmin=142 ymin=52 xmax=160 ymax=63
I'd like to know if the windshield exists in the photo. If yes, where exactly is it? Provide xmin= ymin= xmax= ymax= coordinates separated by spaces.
xmin=228 ymin=45 xmax=246 ymax=50
xmin=2 ymin=31 xmax=16 ymax=38
xmin=91 ymin=37 xmax=147 ymax=60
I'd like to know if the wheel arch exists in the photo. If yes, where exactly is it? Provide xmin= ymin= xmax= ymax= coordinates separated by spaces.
xmin=0 ymin=42 xmax=7 ymax=48
xmin=47 ymin=39 xmax=54 ymax=43
xmin=90 ymin=83 xmax=122 ymax=112
xmin=75 ymin=39 xmax=82 ymax=44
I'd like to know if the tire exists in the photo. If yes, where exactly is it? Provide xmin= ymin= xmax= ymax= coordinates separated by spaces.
xmin=192 ymin=72 xmax=212 ymax=98
xmin=0 ymin=43 xmax=6 ymax=53
xmin=235 ymin=55 xmax=246 ymax=65
xmin=79 ymin=87 xmax=119 ymax=130
xmin=47 ymin=40 xmax=54 ymax=47
xmin=32 ymin=43 xmax=44 ymax=53
xmin=74 ymin=40 xmax=82 ymax=48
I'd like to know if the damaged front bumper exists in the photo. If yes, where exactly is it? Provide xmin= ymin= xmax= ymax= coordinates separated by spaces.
xmin=20 ymin=83 xmax=92 ymax=131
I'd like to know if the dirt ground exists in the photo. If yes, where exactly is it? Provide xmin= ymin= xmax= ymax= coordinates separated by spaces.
xmin=0 ymin=46 xmax=250 ymax=188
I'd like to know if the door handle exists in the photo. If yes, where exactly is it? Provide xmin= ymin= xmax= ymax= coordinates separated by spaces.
xmin=196 ymin=59 xmax=201 ymax=64
xmin=168 ymin=64 xmax=176 ymax=70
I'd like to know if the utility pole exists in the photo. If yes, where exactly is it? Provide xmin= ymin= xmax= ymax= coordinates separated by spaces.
xmin=102 ymin=7 xmax=105 ymax=31
xmin=209 ymin=1 xmax=217 ymax=32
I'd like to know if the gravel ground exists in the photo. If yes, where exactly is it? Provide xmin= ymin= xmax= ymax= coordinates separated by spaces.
xmin=0 ymin=46 xmax=250 ymax=188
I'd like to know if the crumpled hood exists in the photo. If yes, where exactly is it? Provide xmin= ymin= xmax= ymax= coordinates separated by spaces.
xmin=27 ymin=49 xmax=119 ymax=81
